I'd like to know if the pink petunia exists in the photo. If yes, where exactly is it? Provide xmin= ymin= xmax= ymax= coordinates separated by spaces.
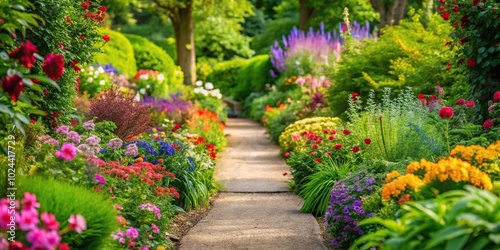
xmin=56 ymin=143 xmax=77 ymax=161
xmin=68 ymin=214 xmax=87 ymax=233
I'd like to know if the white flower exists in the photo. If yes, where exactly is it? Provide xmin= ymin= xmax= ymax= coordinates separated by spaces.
xmin=139 ymin=88 xmax=146 ymax=95
xmin=87 ymin=77 xmax=94 ymax=83
xmin=195 ymin=80 xmax=203 ymax=87
xmin=140 ymin=74 xmax=149 ymax=80
xmin=97 ymin=67 xmax=105 ymax=73
xmin=194 ymin=87 xmax=202 ymax=94
xmin=134 ymin=93 xmax=141 ymax=101
xmin=200 ymin=89 xmax=209 ymax=96
xmin=99 ymin=80 xmax=106 ymax=86
xmin=215 ymin=93 xmax=223 ymax=99
xmin=88 ymin=66 xmax=94 ymax=71
xmin=146 ymin=84 xmax=151 ymax=89
xmin=157 ymin=74 xmax=165 ymax=81
xmin=205 ymin=82 xmax=214 ymax=90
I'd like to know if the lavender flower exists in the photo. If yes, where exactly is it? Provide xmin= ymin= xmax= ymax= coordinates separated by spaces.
xmin=82 ymin=120 xmax=95 ymax=130
xmin=67 ymin=131 xmax=81 ymax=144
xmin=86 ymin=135 xmax=101 ymax=146
xmin=125 ymin=143 xmax=138 ymax=157
xmin=38 ymin=135 xmax=60 ymax=146
xmin=107 ymin=138 xmax=123 ymax=150
xmin=56 ymin=125 xmax=69 ymax=135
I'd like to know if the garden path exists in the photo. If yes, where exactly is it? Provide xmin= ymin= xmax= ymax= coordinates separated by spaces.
xmin=179 ymin=118 xmax=326 ymax=250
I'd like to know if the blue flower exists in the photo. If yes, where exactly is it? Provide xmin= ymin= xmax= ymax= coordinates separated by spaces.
xmin=159 ymin=141 xmax=175 ymax=155
xmin=99 ymin=148 xmax=108 ymax=154
xmin=188 ymin=157 xmax=195 ymax=172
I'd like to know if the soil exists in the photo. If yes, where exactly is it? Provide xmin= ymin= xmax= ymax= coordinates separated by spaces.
xmin=316 ymin=216 xmax=335 ymax=250
xmin=168 ymin=194 xmax=219 ymax=249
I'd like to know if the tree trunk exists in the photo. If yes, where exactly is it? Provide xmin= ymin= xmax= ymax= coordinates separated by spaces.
xmin=170 ymin=5 xmax=196 ymax=85
xmin=370 ymin=0 xmax=407 ymax=28
xmin=299 ymin=0 xmax=314 ymax=31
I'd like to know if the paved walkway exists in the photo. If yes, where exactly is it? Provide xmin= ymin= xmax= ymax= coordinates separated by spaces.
xmin=179 ymin=118 xmax=326 ymax=250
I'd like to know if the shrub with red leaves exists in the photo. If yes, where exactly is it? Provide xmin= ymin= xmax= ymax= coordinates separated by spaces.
xmin=87 ymin=89 xmax=152 ymax=140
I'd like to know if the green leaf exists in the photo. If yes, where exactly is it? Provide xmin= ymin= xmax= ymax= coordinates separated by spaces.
xmin=358 ymin=217 xmax=403 ymax=231
xmin=467 ymin=237 xmax=490 ymax=250
xmin=425 ymin=226 xmax=473 ymax=249
xmin=13 ymin=119 xmax=25 ymax=136
xmin=489 ymin=233 xmax=500 ymax=244
xmin=444 ymin=233 xmax=468 ymax=250
xmin=0 ymin=34 xmax=14 ymax=46
xmin=28 ymin=75 xmax=60 ymax=91
xmin=0 ymin=104 xmax=14 ymax=117
xmin=478 ymin=47 xmax=486 ymax=53
xmin=403 ymin=202 xmax=444 ymax=225
xmin=15 ymin=113 xmax=30 ymax=124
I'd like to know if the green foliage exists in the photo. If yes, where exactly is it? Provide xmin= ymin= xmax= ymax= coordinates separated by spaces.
xmin=152 ymin=37 xmax=178 ymax=64
xmin=442 ymin=0 xmax=500 ymax=119
xmin=206 ymin=59 xmax=249 ymax=97
xmin=328 ymin=13 xmax=463 ymax=118
xmin=347 ymin=88 xmax=447 ymax=162
xmin=93 ymin=29 xmax=137 ymax=77
xmin=263 ymin=107 xmax=297 ymax=143
xmin=251 ymin=17 xmax=297 ymax=54
xmin=233 ymin=55 xmax=274 ymax=101
xmin=247 ymin=90 xmax=291 ymax=122
xmin=279 ymin=116 xmax=342 ymax=153
xmin=300 ymin=158 xmax=356 ymax=216
xmin=17 ymin=176 xmax=118 ymax=250
xmin=306 ymin=0 xmax=379 ymax=31
xmin=352 ymin=186 xmax=500 ymax=250
xmin=124 ymin=34 xmax=175 ymax=77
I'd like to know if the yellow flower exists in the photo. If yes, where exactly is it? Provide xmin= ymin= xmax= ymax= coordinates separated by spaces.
xmin=382 ymin=174 xmax=424 ymax=200
xmin=385 ymin=170 xmax=401 ymax=183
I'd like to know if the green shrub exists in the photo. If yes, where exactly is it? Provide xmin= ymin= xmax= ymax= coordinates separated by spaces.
xmin=327 ymin=12 xmax=464 ymax=118
xmin=248 ymin=90 xmax=292 ymax=122
xmin=233 ymin=55 xmax=275 ymax=101
xmin=124 ymin=34 xmax=175 ymax=79
xmin=93 ymin=29 xmax=137 ymax=77
xmin=206 ymin=59 xmax=249 ymax=97
xmin=17 ymin=176 xmax=118 ymax=250
xmin=279 ymin=117 xmax=342 ymax=153
xmin=152 ymin=37 xmax=177 ymax=64
xmin=251 ymin=17 xmax=297 ymax=54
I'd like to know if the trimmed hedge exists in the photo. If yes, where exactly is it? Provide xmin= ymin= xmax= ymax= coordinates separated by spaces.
xmin=124 ymin=34 xmax=175 ymax=78
xmin=233 ymin=55 xmax=274 ymax=101
xmin=152 ymin=37 xmax=177 ymax=64
xmin=206 ymin=59 xmax=249 ymax=97
xmin=93 ymin=29 xmax=137 ymax=77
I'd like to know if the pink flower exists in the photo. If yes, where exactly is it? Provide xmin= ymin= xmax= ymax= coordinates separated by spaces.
xmin=67 ymin=131 xmax=81 ymax=144
xmin=86 ymin=135 xmax=101 ymax=146
xmin=438 ymin=106 xmax=454 ymax=119
xmin=284 ymin=152 xmax=290 ymax=158
xmin=17 ymin=209 xmax=39 ymax=231
xmin=291 ymin=135 xmax=301 ymax=141
xmin=83 ymin=120 xmax=95 ymax=130
xmin=44 ymin=230 xmax=62 ymax=249
xmin=126 ymin=226 xmax=139 ymax=239
xmin=0 ymin=202 xmax=13 ymax=230
xmin=41 ymin=212 xmax=60 ymax=230
xmin=22 ymin=192 xmax=40 ymax=211
xmin=56 ymin=143 xmax=77 ymax=161
xmin=140 ymin=247 xmax=150 ymax=250
xmin=56 ymin=125 xmax=69 ymax=135
xmin=483 ymin=119 xmax=494 ymax=130
xmin=68 ymin=214 xmax=87 ymax=233
xmin=26 ymin=228 xmax=48 ymax=248
xmin=152 ymin=223 xmax=159 ymax=234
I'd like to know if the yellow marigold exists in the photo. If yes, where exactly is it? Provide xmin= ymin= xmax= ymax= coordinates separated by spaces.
xmin=450 ymin=145 xmax=476 ymax=162
xmin=381 ymin=174 xmax=424 ymax=200
xmin=406 ymin=159 xmax=434 ymax=175
xmin=423 ymin=157 xmax=493 ymax=190
xmin=486 ymin=140 xmax=500 ymax=153
xmin=385 ymin=170 xmax=401 ymax=183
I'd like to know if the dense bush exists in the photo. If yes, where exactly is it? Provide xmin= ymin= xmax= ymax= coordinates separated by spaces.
xmin=93 ymin=29 xmax=137 ymax=76
xmin=233 ymin=55 xmax=275 ymax=101
xmin=152 ymin=37 xmax=178 ymax=64
xmin=87 ymin=89 xmax=152 ymax=140
xmin=279 ymin=117 xmax=342 ymax=153
xmin=206 ymin=59 xmax=249 ymax=97
xmin=124 ymin=34 xmax=176 ymax=82
xmin=17 ymin=176 xmax=118 ymax=250
xmin=327 ymin=12 xmax=464 ymax=118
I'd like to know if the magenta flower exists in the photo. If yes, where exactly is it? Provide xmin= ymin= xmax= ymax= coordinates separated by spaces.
xmin=17 ymin=209 xmax=39 ymax=231
xmin=22 ymin=192 xmax=40 ymax=211
xmin=56 ymin=143 xmax=77 ymax=161
xmin=152 ymin=223 xmax=159 ymax=234
xmin=126 ymin=226 xmax=139 ymax=239
xmin=41 ymin=212 xmax=60 ymax=231
xmin=26 ymin=228 xmax=48 ymax=248
xmin=94 ymin=174 xmax=106 ymax=185
xmin=68 ymin=214 xmax=87 ymax=233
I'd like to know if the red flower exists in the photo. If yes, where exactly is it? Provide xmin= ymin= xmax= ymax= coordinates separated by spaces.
xmin=445 ymin=62 xmax=451 ymax=72
xmin=328 ymin=135 xmax=335 ymax=140
xmin=465 ymin=100 xmax=475 ymax=108
xmin=438 ymin=6 xmax=445 ymax=12
xmin=314 ymin=158 xmax=321 ymax=163
xmin=334 ymin=144 xmax=342 ymax=150
xmin=8 ymin=40 xmax=38 ymax=68
xmin=453 ymin=6 xmax=460 ymax=12
xmin=352 ymin=146 xmax=360 ymax=153
xmin=472 ymin=0 xmax=479 ymax=5
xmin=483 ymin=119 xmax=494 ymax=130
xmin=65 ymin=16 xmax=72 ymax=24
xmin=75 ymin=77 xmax=81 ymax=91
xmin=417 ymin=94 xmax=425 ymax=99
xmin=364 ymin=138 xmax=371 ymax=145
xmin=493 ymin=91 xmax=500 ymax=103
xmin=438 ymin=106 xmax=454 ymax=119
xmin=311 ymin=152 xmax=317 ymax=156
xmin=284 ymin=152 xmax=290 ymax=158
xmin=456 ymin=98 xmax=466 ymax=105
xmin=442 ymin=11 xmax=450 ymax=20
xmin=351 ymin=92 xmax=359 ymax=101
xmin=343 ymin=129 xmax=350 ymax=135
xmin=99 ymin=6 xmax=107 ymax=12
xmin=42 ymin=54 xmax=65 ymax=81
xmin=439 ymin=0 xmax=445 ymax=3
xmin=70 ymin=60 xmax=81 ymax=72
xmin=467 ymin=58 xmax=476 ymax=68
xmin=327 ymin=151 xmax=332 ymax=156
xmin=102 ymin=34 xmax=110 ymax=42
xmin=1 ymin=74 xmax=24 ymax=102
xmin=81 ymin=1 xmax=90 ymax=9
xmin=311 ymin=144 xmax=318 ymax=150
xmin=172 ymin=123 xmax=181 ymax=132
xmin=459 ymin=38 xmax=468 ymax=44
xmin=79 ymin=35 xmax=85 ymax=41
xmin=323 ymin=129 xmax=329 ymax=134
xmin=444 ymin=41 xmax=451 ymax=46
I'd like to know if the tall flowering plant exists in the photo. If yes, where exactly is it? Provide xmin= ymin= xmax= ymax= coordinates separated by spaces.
xmin=325 ymin=170 xmax=380 ymax=248
xmin=440 ymin=0 xmax=500 ymax=118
